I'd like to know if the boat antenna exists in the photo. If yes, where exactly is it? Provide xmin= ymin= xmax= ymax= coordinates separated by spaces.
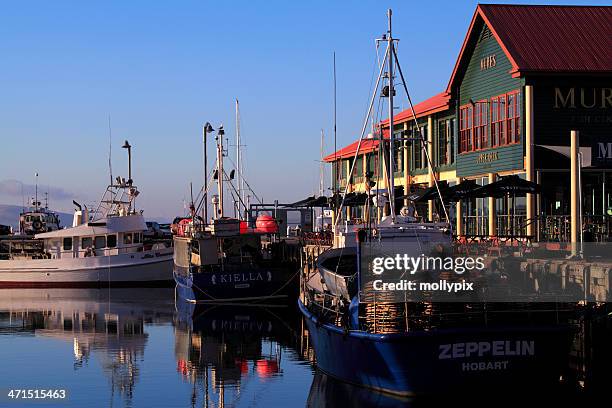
xmin=108 ymin=115 xmax=113 ymax=187
xmin=235 ymin=99 xmax=245 ymax=220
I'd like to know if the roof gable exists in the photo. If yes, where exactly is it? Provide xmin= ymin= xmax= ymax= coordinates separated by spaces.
xmin=447 ymin=4 xmax=612 ymax=93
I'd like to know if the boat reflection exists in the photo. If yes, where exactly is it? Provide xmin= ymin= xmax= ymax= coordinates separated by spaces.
xmin=174 ymin=299 xmax=307 ymax=407
xmin=0 ymin=288 xmax=175 ymax=403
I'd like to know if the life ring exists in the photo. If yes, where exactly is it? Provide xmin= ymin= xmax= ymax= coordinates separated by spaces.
xmin=32 ymin=220 xmax=43 ymax=231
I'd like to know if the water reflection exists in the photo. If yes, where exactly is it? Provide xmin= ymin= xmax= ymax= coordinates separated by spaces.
xmin=0 ymin=288 xmax=312 ymax=407
xmin=0 ymin=288 xmax=609 ymax=406
xmin=0 ymin=288 xmax=175 ymax=407
xmin=174 ymin=301 xmax=307 ymax=407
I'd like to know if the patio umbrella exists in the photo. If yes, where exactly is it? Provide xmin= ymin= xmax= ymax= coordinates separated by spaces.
xmin=471 ymin=175 xmax=541 ymax=237
xmin=287 ymin=195 xmax=330 ymax=208
xmin=445 ymin=179 xmax=480 ymax=202
xmin=471 ymin=175 xmax=541 ymax=198
xmin=288 ymin=195 xmax=316 ymax=207
xmin=398 ymin=181 xmax=449 ymax=202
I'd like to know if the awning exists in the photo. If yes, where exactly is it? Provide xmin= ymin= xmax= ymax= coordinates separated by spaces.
xmin=537 ymin=145 xmax=592 ymax=167
xmin=287 ymin=196 xmax=329 ymax=208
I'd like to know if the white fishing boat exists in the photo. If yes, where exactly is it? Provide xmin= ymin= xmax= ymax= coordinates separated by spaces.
xmin=0 ymin=140 xmax=173 ymax=287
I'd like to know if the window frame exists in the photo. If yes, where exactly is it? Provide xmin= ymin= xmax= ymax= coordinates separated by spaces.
xmin=490 ymin=90 xmax=521 ymax=147
xmin=459 ymin=104 xmax=474 ymax=154
xmin=94 ymin=235 xmax=106 ymax=249
xmin=81 ymin=237 xmax=93 ymax=249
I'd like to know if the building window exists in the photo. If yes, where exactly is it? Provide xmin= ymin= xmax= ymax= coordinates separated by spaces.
xmin=491 ymin=94 xmax=507 ymax=145
xmin=394 ymin=139 xmax=403 ymax=173
xmin=438 ymin=119 xmax=455 ymax=166
xmin=459 ymin=105 xmax=473 ymax=153
xmin=63 ymin=237 xmax=72 ymax=251
xmin=491 ymin=90 xmax=520 ymax=146
xmin=474 ymin=101 xmax=488 ymax=149
xmin=449 ymin=118 xmax=455 ymax=163
xmin=366 ymin=153 xmax=378 ymax=178
xmin=411 ymin=125 xmax=426 ymax=169
xmin=355 ymin=155 xmax=364 ymax=178
xmin=507 ymin=91 xmax=521 ymax=144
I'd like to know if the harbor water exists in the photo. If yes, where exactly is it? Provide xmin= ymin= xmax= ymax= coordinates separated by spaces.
xmin=0 ymin=287 xmax=610 ymax=407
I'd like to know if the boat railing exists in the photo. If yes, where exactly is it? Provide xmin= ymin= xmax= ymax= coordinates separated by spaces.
xmin=1 ymin=241 xmax=171 ymax=260
xmin=305 ymin=284 xmax=576 ymax=333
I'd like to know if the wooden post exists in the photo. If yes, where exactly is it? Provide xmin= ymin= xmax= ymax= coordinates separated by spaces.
xmin=570 ymin=130 xmax=580 ymax=255
xmin=456 ymin=177 xmax=463 ymax=236
xmin=403 ymin=122 xmax=410 ymax=207
xmin=488 ymin=172 xmax=496 ymax=237
xmin=427 ymin=115 xmax=434 ymax=221
xmin=525 ymin=85 xmax=535 ymax=238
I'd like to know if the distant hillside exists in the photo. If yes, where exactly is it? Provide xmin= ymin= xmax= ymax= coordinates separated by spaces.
xmin=0 ymin=204 xmax=73 ymax=229
xmin=0 ymin=204 xmax=171 ymax=230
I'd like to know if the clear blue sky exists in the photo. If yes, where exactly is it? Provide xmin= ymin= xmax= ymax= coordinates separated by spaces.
xmin=0 ymin=0 xmax=607 ymax=220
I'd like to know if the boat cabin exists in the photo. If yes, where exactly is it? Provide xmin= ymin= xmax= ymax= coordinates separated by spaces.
xmin=34 ymin=214 xmax=147 ymax=259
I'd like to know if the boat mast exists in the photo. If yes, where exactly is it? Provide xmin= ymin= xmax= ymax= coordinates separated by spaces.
xmin=216 ymin=126 xmax=225 ymax=218
xmin=387 ymin=9 xmax=396 ymax=222
xmin=235 ymin=99 xmax=243 ymax=219
xmin=34 ymin=172 xmax=39 ymax=211
xmin=320 ymin=129 xmax=325 ymax=197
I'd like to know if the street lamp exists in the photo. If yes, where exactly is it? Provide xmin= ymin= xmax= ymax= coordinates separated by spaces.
xmin=202 ymin=122 xmax=215 ymax=224
xmin=121 ymin=140 xmax=132 ymax=185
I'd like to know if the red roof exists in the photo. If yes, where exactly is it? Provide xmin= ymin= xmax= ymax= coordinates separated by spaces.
xmin=324 ymin=92 xmax=449 ymax=162
xmin=323 ymin=138 xmax=380 ymax=162
xmin=379 ymin=92 xmax=450 ymax=127
xmin=448 ymin=5 xmax=612 ymax=91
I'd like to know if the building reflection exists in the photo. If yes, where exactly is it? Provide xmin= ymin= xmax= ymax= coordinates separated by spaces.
xmin=0 ymin=288 xmax=175 ymax=405
xmin=173 ymin=301 xmax=306 ymax=407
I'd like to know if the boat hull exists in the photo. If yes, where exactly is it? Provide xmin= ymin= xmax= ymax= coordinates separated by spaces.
xmin=174 ymin=263 xmax=298 ymax=303
xmin=298 ymin=299 xmax=572 ymax=396
xmin=0 ymin=250 xmax=173 ymax=287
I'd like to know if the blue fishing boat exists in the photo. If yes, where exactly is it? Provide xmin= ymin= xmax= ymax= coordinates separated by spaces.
xmin=299 ymin=9 xmax=575 ymax=396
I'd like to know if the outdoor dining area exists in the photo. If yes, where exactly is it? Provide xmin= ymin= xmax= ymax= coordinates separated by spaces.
xmin=406 ymin=174 xmax=611 ymax=257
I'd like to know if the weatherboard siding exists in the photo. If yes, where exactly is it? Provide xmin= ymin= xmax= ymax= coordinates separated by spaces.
xmin=456 ymin=144 xmax=524 ymax=176
xmin=457 ymin=23 xmax=524 ymax=177
xmin=459 ymin=25 xmax=521 ymax=105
